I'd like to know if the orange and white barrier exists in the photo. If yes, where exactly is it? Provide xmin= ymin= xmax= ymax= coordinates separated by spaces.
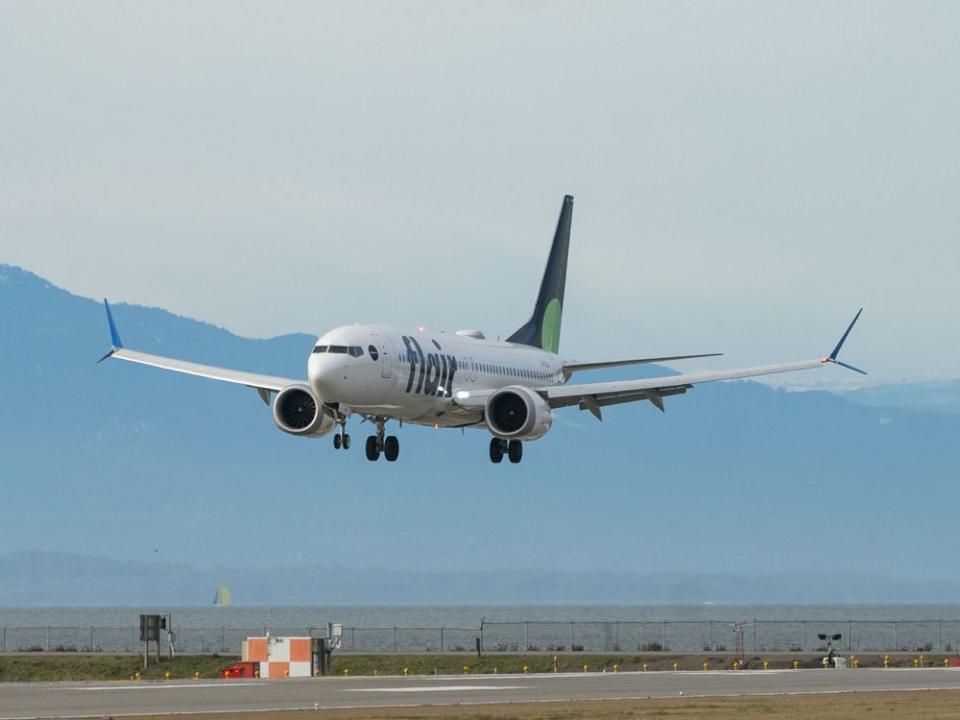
xmin=242 ymin=636 xmax=312 ymax=678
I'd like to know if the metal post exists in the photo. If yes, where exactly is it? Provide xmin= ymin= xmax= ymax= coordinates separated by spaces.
xmin=524 ymin=622 xmax=528 ymax=651
xmin=351 ymin=627 xmax=355 ymax=651
xmin=393 ymin=627 xmax=398 ymax=653
xmin=939 ymin=621 xmax=943 ymax=652
xmin=801 ymin=622 xmax=806 ymax=652
xmin=709 ymin=621 xmax=713 ymax=650
xmin=220 ymin=626 xmax=225 ymax=654
xmin=2 ymin=627 xmax=5 ymax=652
xmin=46 ymin=626 xmax=50 ymax=652
xmin=90 ymin=626 xmax=94 ymax=652
xmin=569 ymin=622 xmax=574 ymax=651
xmin=440 ymin=627 xmax=444 ymax=652
xmin=753 ymin=620 xmax=758 ymax=652
xmin=894 ymin=622 xmax=898 ymax=651
xmin=662 ymin=622 xmax=667 ymax=651
xmin=848 ymin=621 xmax=852 ymax=652
xmin=616 ymin=621 xmax=620 ymax=652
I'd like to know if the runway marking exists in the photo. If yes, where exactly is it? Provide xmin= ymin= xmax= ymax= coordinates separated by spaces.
xmin=68 ymin=682 xmax=268 ymax=691
xmin=347 ymin=685 xmax=524 ymax=693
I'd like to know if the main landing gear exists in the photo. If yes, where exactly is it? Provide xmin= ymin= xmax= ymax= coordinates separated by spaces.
xmin=366 ymin=417 xmax=399 ymax=462
xmin=489 ymin=438 xmax=523 ymax=464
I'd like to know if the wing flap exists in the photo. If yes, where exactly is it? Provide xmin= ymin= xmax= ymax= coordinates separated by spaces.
xmin=542 ymin=359 xmax=826 ymax=411
xmin=548 ymin=384 xmax=691 ymax=410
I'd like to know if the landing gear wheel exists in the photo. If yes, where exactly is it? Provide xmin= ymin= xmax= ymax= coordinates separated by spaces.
xmin=333 ymin=433 xmax=342 ymax=450
xmin=508 ymin=440 xmax=523 ymax=464
xmin=342 ymin=434 xmax=351 ymax=450
xmin=489 ymin=438 xmax=504 ymax=464
xmin=384 ymin=435 xmax=400 ymax=462
xmin=365 ymin=436 xmax=380 ymax=461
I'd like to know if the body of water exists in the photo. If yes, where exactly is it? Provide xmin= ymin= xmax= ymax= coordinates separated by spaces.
xmin=3 ymin=604 xmax=960 ymax=628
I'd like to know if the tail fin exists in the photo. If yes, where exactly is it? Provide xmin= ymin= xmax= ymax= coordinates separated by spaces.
xmin=507 ymin=195 xmax=573 ymax=354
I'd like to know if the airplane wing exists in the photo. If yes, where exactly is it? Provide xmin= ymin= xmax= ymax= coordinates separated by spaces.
xmin=544 ymin=310 xmax=865 ymax=420
xmin=545 ymin=359 xmax=824 ymax=418
xmin=98 ymin=300 xmax=299 ymax=403
xmin=562 ymin=352 xmax=722 ymax=374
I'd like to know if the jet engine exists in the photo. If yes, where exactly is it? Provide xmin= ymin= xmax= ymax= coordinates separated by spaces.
xmin=485 ymin=386 xmax=553 ymax=440
xmin=272 ymin=384 xmax=336 ymax=437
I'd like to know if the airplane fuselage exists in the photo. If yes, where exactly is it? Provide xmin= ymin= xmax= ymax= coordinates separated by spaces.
xmin=308 ymin=325 xmax=565 ymax=428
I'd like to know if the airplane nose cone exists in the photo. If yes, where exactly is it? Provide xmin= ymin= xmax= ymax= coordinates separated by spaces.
xmin=309 ymin=354 xmax=341 ymax=400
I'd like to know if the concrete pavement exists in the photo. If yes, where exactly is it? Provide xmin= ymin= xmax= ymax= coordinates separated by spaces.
xmin=2 ymin=667 xmax=960 ymax=718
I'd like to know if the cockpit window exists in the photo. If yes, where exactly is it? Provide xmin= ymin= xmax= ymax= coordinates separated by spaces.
xmin=315 ymin=344 xmax=364 ymax=357
xmin=368 ymin=345 xmax=380 ymax=361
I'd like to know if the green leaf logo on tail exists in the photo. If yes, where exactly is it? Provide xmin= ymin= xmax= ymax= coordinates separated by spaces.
xmin=540 ymin=298 xmax=562 ymax=354
xmin=506 ymin=195 xmax=573 ymax=353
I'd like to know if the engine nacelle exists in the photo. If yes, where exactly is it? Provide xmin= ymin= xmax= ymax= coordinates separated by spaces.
xmin=272 ymin=384 xmax=336 ymax=437
xmin=485 ymin=385 xmax=553 ymax=440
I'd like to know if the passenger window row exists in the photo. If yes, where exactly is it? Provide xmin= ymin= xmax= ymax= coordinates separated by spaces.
xmin=392 ymin=353 xmax=553 ymax=382
xmin=473 ymin=362 xmax=551 ymax=381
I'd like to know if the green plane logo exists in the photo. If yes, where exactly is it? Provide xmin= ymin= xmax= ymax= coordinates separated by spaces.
xmin=540 ymin=298 xmax=562 ymax=354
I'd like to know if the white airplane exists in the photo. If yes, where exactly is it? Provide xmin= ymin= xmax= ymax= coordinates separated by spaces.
xmin=100 ymin=195 xmax=865 ymax=464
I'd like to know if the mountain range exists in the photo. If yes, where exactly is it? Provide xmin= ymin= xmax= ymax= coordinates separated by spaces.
xmin=1 ymin=263 xmax=958 ymax=604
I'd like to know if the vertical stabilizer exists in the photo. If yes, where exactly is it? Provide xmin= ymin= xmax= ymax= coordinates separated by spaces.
xmin=507 ymin=195 xmax=573 ymax=354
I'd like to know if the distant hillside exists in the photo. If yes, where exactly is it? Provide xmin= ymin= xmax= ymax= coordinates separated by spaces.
xmin=1 ymin=263 xmax=958 ymax=604
xmin=839 ymin=381 xmax=960 ymax=415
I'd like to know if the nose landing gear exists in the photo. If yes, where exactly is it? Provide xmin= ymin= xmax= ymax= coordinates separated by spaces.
xmin=332 ymin=413 xmax=350 ymax=450
xmin=365 ymin=417 xmax=399 ymax=462
xmin=489 ymin=438 xmax=523 ymax=464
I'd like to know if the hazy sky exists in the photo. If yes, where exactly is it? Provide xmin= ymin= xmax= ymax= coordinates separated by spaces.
xmin=2 ymin=1 xmax=958 ymax=386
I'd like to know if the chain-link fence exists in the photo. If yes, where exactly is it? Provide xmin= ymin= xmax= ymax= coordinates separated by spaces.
xmin=477 ymin=620 xmax=960 ymax=654
xmin=2 ymin=620 xmax=959 ymax=654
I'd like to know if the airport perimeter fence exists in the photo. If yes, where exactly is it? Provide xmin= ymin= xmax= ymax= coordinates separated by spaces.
xmin=3 ymin=620 xmax=960 ymax=655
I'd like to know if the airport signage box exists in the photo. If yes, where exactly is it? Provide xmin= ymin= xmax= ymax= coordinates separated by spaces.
xmin=139 ymin=614 xmax=162 ymax=642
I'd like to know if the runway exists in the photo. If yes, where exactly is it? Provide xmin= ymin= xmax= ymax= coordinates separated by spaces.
xmin=3 ymin=668 xmax=960 ymax=718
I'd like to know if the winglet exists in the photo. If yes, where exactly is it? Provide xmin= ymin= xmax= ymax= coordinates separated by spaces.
xmin=98 ymin=299 xmax=124 ymax=363
xmin=824 ymin=308 xmax=866 ymax=375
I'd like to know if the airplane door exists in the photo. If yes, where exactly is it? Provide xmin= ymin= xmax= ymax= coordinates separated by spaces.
xmin=372 ymin=333 xmax=392 ymax=379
